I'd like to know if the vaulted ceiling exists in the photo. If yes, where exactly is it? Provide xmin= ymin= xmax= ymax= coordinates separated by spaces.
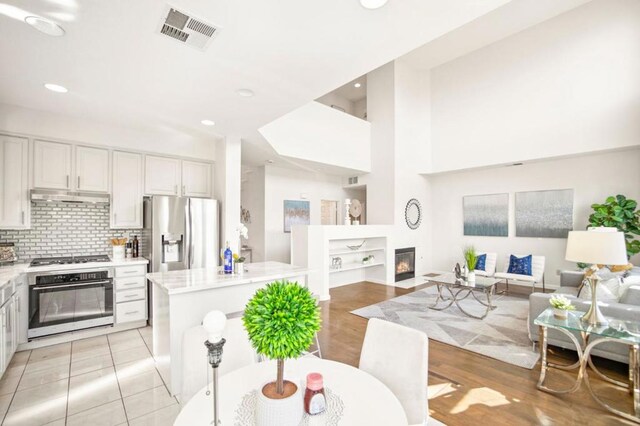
xmin=0 ymin=0 xmax=511 ymax=164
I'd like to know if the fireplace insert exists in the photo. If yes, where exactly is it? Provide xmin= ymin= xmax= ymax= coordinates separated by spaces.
xmin=395 ymin=247 xmax=415 ymax=282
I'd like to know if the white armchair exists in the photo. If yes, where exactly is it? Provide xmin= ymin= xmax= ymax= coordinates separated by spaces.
xmin=494 ymin=254 xmax=546 ymax=293
xmin=474 ymin=252 xmax=497 ymax=277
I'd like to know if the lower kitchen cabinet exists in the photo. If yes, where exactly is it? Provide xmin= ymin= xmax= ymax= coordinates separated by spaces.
xmin=114 ymin=265 xmax=148 ymax=324
xmin=0 ymin=281 xmax=18 ymax=375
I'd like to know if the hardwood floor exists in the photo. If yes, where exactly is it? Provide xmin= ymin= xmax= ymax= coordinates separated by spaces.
xmin=317 ymin=281 xmax=636 ymax=425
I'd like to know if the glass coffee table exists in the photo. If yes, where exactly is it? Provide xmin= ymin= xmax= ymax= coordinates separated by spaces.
xmin=426 ymin=273 xmax=502 ymax=319
xmin=535 ymin=308 xmax=640 ymax=423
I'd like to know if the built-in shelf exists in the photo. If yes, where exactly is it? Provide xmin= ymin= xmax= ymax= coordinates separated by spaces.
xmin=329 ymin=262 xmax=385 ymax=273
xmin=328 ymin=248 xmax=385 ymax=256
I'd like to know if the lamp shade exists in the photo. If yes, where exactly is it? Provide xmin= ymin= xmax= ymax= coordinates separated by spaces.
xmin=203 ymin=310 xmax=227 ymax=343
xmin=565 ymin=227 xmax=627 ymax=265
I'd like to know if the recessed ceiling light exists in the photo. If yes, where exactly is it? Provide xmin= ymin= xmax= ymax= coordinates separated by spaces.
xmin=25 ymin=16 xmax=65 ymax=36
xmin=360 ymin=0 xmax=388 ymax=10
xmin=201 ymin=120 xmax=215 ymax=126
xmin=44 ymin=83 xmax=68 ymax=93
xmin=236 ymin=89 xmax=255 ymax=97
xmin=354 ymin=83 xmax=362 ymax=88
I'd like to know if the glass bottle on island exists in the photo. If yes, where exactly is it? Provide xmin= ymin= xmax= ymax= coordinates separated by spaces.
xmin=223 ymin=241 xmax=233 ymax=274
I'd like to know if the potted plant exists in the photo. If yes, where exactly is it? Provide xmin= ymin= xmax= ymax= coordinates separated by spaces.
xmin=243 ymin=281 xmax=321 ymax=426
xmin=549 ymin=294 xmax=575 ymax=319
xmin=588 ymin=195 xmax=639 ymax=260
xmin=233 ymin=253 xmax=246 ymax=275
xmin=362 ymin=255 xmax=374 ymax=265
xmin=463 ymin=246 xmax=478 ymax=283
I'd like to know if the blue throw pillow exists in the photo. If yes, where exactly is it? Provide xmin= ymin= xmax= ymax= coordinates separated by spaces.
xmin=508 ymin=255 xmax=532 ymax=276
xmin=475 ymin=254 xmax=486 ymax=271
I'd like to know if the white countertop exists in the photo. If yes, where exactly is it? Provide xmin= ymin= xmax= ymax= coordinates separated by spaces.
xmin=0 ymin=257 xmax=149 ymax=286
xmin=147 ymin=261 xmax=312 ymax=295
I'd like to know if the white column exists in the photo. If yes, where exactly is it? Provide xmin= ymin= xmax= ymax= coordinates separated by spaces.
xmin=214 ymin=136 xmax=242 ymax=255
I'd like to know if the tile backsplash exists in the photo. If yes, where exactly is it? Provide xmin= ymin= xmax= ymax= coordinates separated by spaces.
xmin=0 ymin=202 xmax=142 ymax=261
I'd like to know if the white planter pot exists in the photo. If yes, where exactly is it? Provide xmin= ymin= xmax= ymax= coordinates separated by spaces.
xmin=553 ymin=308 xmax=568 ymax=319
xmin=467 ymin=271 xmax=476 ymax=283
xmin=255 ymin=382 xmax=303 ymax=426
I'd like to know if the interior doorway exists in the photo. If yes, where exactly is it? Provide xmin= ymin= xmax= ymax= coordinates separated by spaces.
xmin=321 ymin=200 xmax=339 ymax=225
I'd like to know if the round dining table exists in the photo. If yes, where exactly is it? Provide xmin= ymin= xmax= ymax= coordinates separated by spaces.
xmin=174 ymin=357 xmax=408 ymax=425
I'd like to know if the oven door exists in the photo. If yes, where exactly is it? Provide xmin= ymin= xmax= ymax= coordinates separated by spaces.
xmin=28 ymin=278 xmax=114 ymax=338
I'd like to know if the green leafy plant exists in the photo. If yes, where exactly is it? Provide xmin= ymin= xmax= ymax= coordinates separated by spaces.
xmin=463 ymin=246 xmax=478 ymax=271
xmin=588 ymin=195 xmax=640 ymax=260
xmin=232 ymin=253 xmax=246 ymax=263
xmin=549 ymin=294 xmax=575 ymax=311
xmin=243 ymin=280 xmax=321 ymax=395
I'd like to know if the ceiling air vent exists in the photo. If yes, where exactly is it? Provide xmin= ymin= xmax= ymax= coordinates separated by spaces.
xmin=158 ymin=6 xmax=219 ymax=51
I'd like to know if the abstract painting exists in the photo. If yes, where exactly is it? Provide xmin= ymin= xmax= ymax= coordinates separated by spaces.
xmin=515 ymin=189 xmax=574 ymax=238
xmin=463 ymin=193 xmax=509 ymax=237
xmin=283 ymin=200 xmax=310 ymax=233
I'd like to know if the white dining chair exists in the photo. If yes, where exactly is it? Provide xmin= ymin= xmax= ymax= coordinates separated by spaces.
xmin=494 ymin=254 xmax=546 ymax=293
xmin=181 ymin=316 xmax=258 ymax=403
xmin=474 ymin=252 xmax=497 ymax=277
xmin=359 ymin=318 xmax=429 ymax=426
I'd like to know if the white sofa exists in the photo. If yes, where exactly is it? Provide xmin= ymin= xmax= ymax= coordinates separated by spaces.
xmin=494 ymin=254 xmax=546 ymax=293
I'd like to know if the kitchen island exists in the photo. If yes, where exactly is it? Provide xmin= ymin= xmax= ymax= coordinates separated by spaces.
xmin=146 ymin=261 xmax=312 ymax=398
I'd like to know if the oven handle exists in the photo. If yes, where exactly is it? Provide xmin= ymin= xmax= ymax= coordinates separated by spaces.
xmin=33 ymin=280 xmax=113 ymax=291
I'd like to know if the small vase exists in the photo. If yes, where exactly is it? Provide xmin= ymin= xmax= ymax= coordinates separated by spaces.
xmin=467 ymin=271 xmax=476 ymax=283
xmin=553 ymin=308 xmax=568 ymax=319
xmin=235 ymin=263 xmax=244 ymax=275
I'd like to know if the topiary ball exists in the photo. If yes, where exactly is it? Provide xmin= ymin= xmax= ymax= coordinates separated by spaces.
xmin=243 ymin=280 xmax=321 ymax=360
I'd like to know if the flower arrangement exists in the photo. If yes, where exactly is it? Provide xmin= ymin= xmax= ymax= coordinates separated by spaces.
xmin=549 ymin=294 xmax=575 ymax=311
xmin=233 ymin=253 xmax=246 ymax=264
xmin=243 ymin=281 xmax=321 ymax=397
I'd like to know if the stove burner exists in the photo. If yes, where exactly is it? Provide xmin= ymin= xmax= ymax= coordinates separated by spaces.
xmin=30 ymin=255 xmax=111 ymax=267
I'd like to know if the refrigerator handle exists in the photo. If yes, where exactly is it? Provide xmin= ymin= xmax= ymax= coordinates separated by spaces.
xmin=184 ymin=199 xmax=191 ymax=269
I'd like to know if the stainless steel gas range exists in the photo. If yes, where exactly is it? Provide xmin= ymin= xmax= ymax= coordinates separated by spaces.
xmin=28 ymin=255 xmax=114 ymax=339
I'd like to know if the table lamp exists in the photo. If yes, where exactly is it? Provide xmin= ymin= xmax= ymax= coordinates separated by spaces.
xmin=203 ymin=311 xmax=227 ymax=425
xmin=565 ymin=227 xmax=627 ymax=326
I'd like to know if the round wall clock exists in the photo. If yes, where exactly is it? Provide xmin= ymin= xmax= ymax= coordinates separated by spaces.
xmin=405 ymin=198 xmax=422 ymax=230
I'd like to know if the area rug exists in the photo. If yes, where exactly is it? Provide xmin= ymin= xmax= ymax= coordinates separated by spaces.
xmin=351 ymin=286 xmax=540 ymax=369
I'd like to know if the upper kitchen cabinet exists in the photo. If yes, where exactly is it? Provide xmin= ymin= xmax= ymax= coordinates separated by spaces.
xmin=145 ymin=155 xmax=181 ymax=196
xmin=182 ymin=160 xmax=212 ymax=198
xmin=0 ymin=135 xmax=29 ymax=229
xmin=33 ymin=140 xmax=72 ymax=190
xmin=76 ymin=146 xmax=109 ymax=192
xmin=112 ymin=151 xmax=143 ymax=228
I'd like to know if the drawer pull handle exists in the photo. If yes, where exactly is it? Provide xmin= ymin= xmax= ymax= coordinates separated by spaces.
xmin=125 ymin=311 xmax=139 ymax=315
xmin=122 ymin=282 xmax=138 ymax=285
xmin=124 ymin=294 xmax=137 ymax=298
xmin=121 ymin=271 xmax=137 ymax=274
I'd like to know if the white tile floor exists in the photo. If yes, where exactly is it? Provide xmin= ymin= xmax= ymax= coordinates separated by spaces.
xmin=0 ymin=327 xmax=180 ymax=426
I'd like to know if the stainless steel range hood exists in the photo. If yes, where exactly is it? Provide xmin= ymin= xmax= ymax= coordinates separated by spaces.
xmin=31 ymin=189 xmax=110 ymax=204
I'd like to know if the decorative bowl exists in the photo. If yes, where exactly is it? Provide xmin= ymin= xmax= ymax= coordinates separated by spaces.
xmin=346 ymin=241 xmax=365 ymax=251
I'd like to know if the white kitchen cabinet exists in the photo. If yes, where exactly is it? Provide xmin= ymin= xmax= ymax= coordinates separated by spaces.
xmin=114 ymin=265 xmax=147 ymax=324
xmin=33 ymin=140 xmax=72 ymax=190
xmin=76 ymin=146 xmax=109 ymax=192
xmin=0 ymin=135 xmax=29 ymax=229
xmin=182 ymin=160 xmax=212 ymax=198
xmin=111 ymin=151 xmax=143 ymax=229
xmin=15 ymin=279 xmax=27 ymax=345
xmin=1 ymin=296 xmax=15 ymax=373
xmin=145 ymin=155 xmax=181 ymax=196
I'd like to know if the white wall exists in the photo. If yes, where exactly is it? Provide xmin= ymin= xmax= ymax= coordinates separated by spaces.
xmin=240 ymin=166 xmax=266 ymax=262
xmin=259 ymin=101 xmax=371 ymax=173
xmin=429 ymin=0 xmax=640 ymax=173
xmin=215 ymin=137 xmax=242 ymax=254
xmin=428 ymin=148 xmax=640 ymax=287
xmin=0 ymin=103 xmax=219 ymax=161
xmin=263 ymin=166 xmax=353 ymax=263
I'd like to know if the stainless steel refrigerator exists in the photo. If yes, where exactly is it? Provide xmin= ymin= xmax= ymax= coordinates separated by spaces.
xmin=142 ymin=196 xmax=219 ymax=320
